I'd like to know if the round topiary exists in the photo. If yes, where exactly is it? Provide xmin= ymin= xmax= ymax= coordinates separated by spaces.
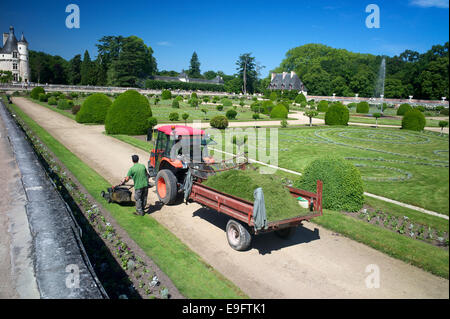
xmin=30 ymin=87 xmax=45 ymax=100
xmin=161 ymin=90 xmax=172 ymax=100
xmin=295 ymin=93 xmax=307 ymax=104
xmin=169 ymin=112 xmax=179 ymax=121
xmin=317 ymin=100 xmax=329 ymax=112
xmin=226 ymin=109 xmax=237 ymax=120
xmin=76 ymin=93 xmax=112 ymax=124
xmin=325 ymin=102 xmax=349 ymax=125
xmin=252 ymin=113 xmax=260 ymax=120
xmin=57 ymin=99 xmax=71 ymax=110
xmin=210 ymin=115 xmax=229 ymax=129
xmin=356 ymin=101 xmax=369 ymax=114
xmin=105 ymin=90 xmax=152 ymax=135
xmin=216 ymin=105 xmax=224 ymax=111
xmin=175 ymin=95 xmax=183 ymax=102
xmin=397 ymin=103 xmax=412 ymax=116
xmin=172 ymin=100 xmax=180 ymax=108
xmin=295 ymin=157 xmax=364 ymax=212
xmin=401 ymin=109 xmax=426 ymax=131
xmin=48 ymin=97 xmax=57 ymax=105
xmin=270 ymin=104 xmax=288 ymax=119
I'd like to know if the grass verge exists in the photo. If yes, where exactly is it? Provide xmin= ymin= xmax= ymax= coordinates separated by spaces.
xmin=6 ymin=99 xmax=247 ymax=299
xmin=25 ymin=97 xmax=76 ymax=120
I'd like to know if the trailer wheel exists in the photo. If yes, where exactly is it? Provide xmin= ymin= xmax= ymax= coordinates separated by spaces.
xmin=275 ymin=227 xmax=296 ymax=239
xmin=156 ymin=169 xmax=178 ymax=205
xmin=226 ymin=220 xmax=252 ymax=251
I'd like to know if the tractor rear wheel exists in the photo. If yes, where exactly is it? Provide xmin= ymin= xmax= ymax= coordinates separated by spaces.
xmin=156 ymin=169 xmax=178 ymax=205
xmin=226 ymin=219 xmax=252 ymax=251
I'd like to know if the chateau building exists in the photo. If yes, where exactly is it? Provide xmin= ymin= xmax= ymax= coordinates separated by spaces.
xmin=153 ymin=72 xmax=224 ymax=85
xmin=0 ymin=26 xmax=30 ymax=83
xmin=268 ymin=71 xmax=307 ymax=94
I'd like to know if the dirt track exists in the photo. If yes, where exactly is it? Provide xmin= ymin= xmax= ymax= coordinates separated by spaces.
xmin=12 ymin=97 xmax=449 ymax=299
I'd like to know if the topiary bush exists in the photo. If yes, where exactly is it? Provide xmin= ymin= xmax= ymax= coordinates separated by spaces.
xmin=48 ymin=97 xmax=57 ymax=105
xmin=225 ymin=109 xmax=237 ymax=120
xmin=191 ymin=92 xmax=198 ymax=99
xmin=172 ymin=100 xmax=180 ymax=108
xmin=295 ymin=157 xmax=364 ymax=212
xmin=317 ymin=100 xmax=329 ymax=112
xmin=188 ymin=98 xmax=199 ymax=108
xmin=216 ymin=105 xmax=224 ymax=111
xmin=356 ymin=101 xmax=369 ymax=114
xmin=262 ymin=100 xmax=274 ymax=114
xmin=105 ymin=90 xmax=152 ymax=135
xmin=169 ymin=112 xmax=179 ymax=121
xmin=38 ymin=93 xmax=48 ymax=102
xmin=252 ymin=113 xmax=260 ymax=120
xmin=269 ymin=91 xmax=278 ymax=101
xmin=210 ymin=115 xmax=229 ymax=129
xmin=161 ymin=90 xmax=172 ymax=100
xmin=174 ymin=95 xmax=183 ymax=102
xmin=325 ymin=102 xmax=349 ymax=126
xmin=295 ymin=93 xmax=307 ymax=104
xmin=270 ymin=104 xmax=288 ymax=119
xmin=30 ymin=87 xmax=45 ymax=100
xmin=401 ymin=109 xmax=426 ymax=131
xmin=397 ymin=103 xmax=412 ymax=116
xmin=250 ymin=102 xmax=262 ymax=113
xmin=57 ymin=99 xmax=71 ymax=110
xmin=76 ymin=93 xmax=112 ymax=124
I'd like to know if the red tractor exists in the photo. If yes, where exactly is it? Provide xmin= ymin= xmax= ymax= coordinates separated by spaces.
xmin=148 ymin=125 xmax=215 ymax=205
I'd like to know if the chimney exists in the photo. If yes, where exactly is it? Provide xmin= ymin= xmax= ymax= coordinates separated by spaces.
xmin=282 ymin=72 xmax=287 ymax=80
xmin=3 ymin=33 xmax=8 ymax=46
xmin=291 ymin=71 xmax=296 ymax=78
xmin=271 ymin=73 xmax=276 ymax=81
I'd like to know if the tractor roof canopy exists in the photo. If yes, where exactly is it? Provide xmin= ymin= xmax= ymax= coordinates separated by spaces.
xmin=158 ymin=125 xmax=205 ymax=136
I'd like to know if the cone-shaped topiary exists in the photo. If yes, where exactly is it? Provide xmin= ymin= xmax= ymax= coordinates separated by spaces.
xmin=295 ymin=157 xmax=364 ymax=212
xmin=270 ymin=104 xmax=288 ymax=119
xmin=325 ymin=102 xmax=349 ymax=125
xmin=401 ymin=109 xmax=426 ymax=131
xmin=76 ymin=93 xmax=112 ymax=124
xmin=105 ymin=90 xmax=152 ymax=135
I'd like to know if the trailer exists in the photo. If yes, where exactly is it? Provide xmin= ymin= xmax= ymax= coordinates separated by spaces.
xmin=148 ymin=124 xmax=324 ymax=251
xmin=188 ymin=178 xmax=323 ymax=251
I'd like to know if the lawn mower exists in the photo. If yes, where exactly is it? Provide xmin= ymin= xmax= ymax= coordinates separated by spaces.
xmin=101 ymin=184 xmax=134 ymax=204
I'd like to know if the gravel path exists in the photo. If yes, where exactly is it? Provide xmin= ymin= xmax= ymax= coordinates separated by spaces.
xmin=11 ymin=97 xmax=449 ymax=299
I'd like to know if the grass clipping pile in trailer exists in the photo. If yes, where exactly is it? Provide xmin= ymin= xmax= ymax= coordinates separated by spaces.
xmin=202 ymin=169 xmax=310 ymax=222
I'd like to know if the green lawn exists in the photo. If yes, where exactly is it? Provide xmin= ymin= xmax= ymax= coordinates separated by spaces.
xmin=107 ymin=132 xmax=449 ymax=279
xmin=5 ymin=98 xmax=247 ymax=299
xmin=216 ymin=126 xmax=448 ymax=214
xmin=316 ymin=113 xmax=443 ymax=127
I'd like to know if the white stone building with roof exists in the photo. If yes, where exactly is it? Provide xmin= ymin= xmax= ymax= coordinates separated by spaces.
xmin=0 ymin=26 xmax=30 ymax=83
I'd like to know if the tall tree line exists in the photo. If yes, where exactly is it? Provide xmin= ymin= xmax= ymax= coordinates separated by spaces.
xmin=272 ymin=42 xmax=449 ymax=99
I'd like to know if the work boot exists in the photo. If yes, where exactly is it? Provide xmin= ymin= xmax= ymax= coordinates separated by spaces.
xmin=133 ymin=211 xmax=145 ymax=216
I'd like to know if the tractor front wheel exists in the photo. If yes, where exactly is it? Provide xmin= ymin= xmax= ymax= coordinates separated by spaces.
xmin=156 ymin=169 xmax=178 ymax=205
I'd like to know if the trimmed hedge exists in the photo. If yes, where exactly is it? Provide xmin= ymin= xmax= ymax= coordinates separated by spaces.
xmin=295 ymin=157 xmax=364 ymax=212
xmin=30 ymin=87 xmax=45 ymax=100
xmin=356 ymin=101 xmax=369 ymax=113
xmin=48 ymin=97 xmax=57 ymax=105
xmin=225 ymin=109 xmax=237 ymax=120
xmin=105 ymin=90 xmax=152 ymax=135
xmin=38 ymin=93 xmax=48 ymax=102
xmin=57 ymin=99 xmax=71 ymax=110
xmin=169 ymin=112 xmax=179 ymax=121
xmin=397 ymin=103 xmax=412 ymax=116
xmin=161 ymin=90 xmax=172 ymax=100
xmin=317 ymin=100 xmax=329 ymax=112
xmin=76 ymin=93 xmax=112 ymax=124
xmin=145 ymin=79 xmax=225 ymax=92
xmin=210 ymin=116 xmax=229 ymax=129
xmin=325 ymin=102 xmax=349 ymax=125
xmin=270 ymin=104 xmax=288 ymax=119
xmin=401 ymin=109 xmax=426 ymax=131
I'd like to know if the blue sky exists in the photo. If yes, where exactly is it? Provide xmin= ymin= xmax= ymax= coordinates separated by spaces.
xmin=1 ymin=0 xmax=448 ymax=76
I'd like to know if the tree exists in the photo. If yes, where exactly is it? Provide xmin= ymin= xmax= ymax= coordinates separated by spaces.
xmin=81 ymin=50 xmax=93 ymax=85
xmin=182 ymin=113 xmax=189 ymax=124
xmin=0 ymin=70 xmax=13 ymax=83
xmin=439 ymin=121 xmax=448 ymax=136
xmin=236 ymin=53 xmax=258 ymax=94
xmin=68 ymin=54 xmax=82 ymax=84
xmin=188 ymin=52 xmax=201 ymax=78
xmin=373 ymin=112 xmax=382 ymax=128
xmin=304 ymin=110 xmax=318 ymax=127
xmin=203 ymin=70 xmax=217 ymax=80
